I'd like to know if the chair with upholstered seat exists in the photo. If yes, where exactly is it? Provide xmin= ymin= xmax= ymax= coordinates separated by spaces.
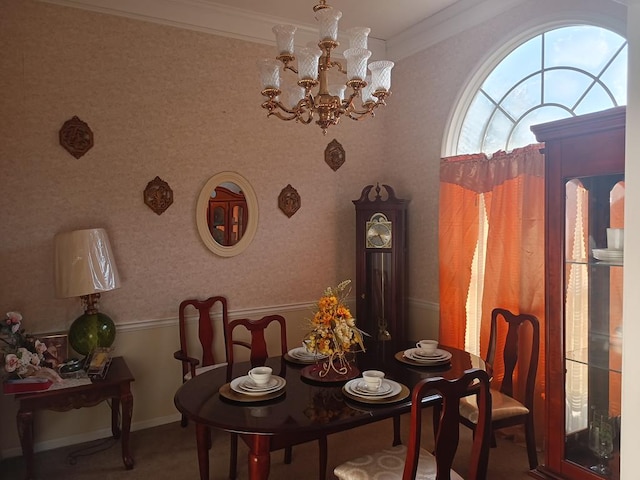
xmin=173 ymin=296 xmax=229 ymax=427
xmin=226 ymin=314 xmax=329 ymax=480
xmin=334 ymin=368 xmax=492 ymax=480
xmin=458 ymin=307 xmax=540 ymax=470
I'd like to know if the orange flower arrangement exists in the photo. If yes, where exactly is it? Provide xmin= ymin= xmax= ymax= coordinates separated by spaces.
xmin=304 ymin=280 xmax=365 ymax=376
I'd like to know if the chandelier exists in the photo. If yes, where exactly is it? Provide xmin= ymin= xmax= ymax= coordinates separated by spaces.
xmin=258 ymin=0 xmax=394 ymax=134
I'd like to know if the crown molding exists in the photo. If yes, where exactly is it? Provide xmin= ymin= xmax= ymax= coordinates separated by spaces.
xmin=38 ymin=0 xmax=530 ymax=61
xmin=38 ymin=0 xmax=386 ymax=59
xmin=387 ymin=0 xmax=528 ymax=61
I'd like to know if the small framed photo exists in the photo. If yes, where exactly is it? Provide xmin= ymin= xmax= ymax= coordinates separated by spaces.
xmin=40 ymin=333 xmax=69 ymax=368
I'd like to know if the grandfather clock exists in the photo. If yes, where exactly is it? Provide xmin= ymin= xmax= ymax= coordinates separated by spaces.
xmin=353 ymin=184 xmax=408 ymax=353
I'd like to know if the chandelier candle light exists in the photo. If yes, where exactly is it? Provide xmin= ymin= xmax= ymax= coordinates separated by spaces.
xmin=258 ymin=0 xmax=394 ymax=134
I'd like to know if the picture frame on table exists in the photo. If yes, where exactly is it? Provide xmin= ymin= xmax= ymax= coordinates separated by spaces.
xmin=40 ymin=333 xmax=69 ymax=369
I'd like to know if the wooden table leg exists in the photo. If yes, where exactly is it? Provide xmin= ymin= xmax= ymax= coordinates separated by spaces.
xmin=248 ymin=435 xmax=271 ymax=480
xmin=120 ymin=390 xmax=134 ymax=469
xmin=195 ymin=423 xmax=210 ymax=480
xmin=17 ymin=409 xmax=34 ymax=480
xmin=111 ymin=396 xmax=122 ymax=439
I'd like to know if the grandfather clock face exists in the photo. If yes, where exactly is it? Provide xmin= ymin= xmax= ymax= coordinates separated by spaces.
xmin=366 ymin=213 xmax=392 ymax=249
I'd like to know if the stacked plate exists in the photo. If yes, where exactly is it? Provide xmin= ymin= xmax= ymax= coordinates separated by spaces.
xmin=592 ymin=248 xmax=623 ymax=262
xmin=230 ymin=375 xmax=286 ymax=397
xmin=344 ymin=378 xmax=402 ymax=400
xmin=403 ymin=348 xmax=452 ymax=365
xmin=286 ymin=346 xmax=328 ymax=363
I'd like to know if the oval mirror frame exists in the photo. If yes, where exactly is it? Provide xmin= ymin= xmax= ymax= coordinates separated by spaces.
xmin=196 ymin=171 xmax=258 ymax=257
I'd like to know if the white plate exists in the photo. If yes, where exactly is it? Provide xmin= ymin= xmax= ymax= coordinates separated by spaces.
xmin=288 ymin=347 xmax=328 ymax=361
xmin=411 ymin=348 xmax=450 ymax=360
xmin=593 ymin=248 xmax=623 ymax=261
xmin=345 ymin=379 xmax=401 ymax=399
xmin=230 ymin=376 xmax=286 ymax=396
xmin=404 ymin=348 xmax=452 ymax=364
xmin=239 ymin=377 xmax=280 ymax=392
xmin=353 ymin=380 xmax=393 ymax=396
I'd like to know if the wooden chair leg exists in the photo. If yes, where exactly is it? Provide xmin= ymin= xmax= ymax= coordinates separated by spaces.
xmin=525 ymin=416 xmax=538 ymax=469
xmin=318 ymin=436 xmax=328 ymax=480
xmin=229 ymin=433 xmax=238 ymax=480
xmin=392 ymin=415 xmax=402 ymax=446
xmin=180 ymin=413 xmax=188 ymax=427
xmin=284 ymin=446 xmax=293 ymax=464
xmin=432 ymin=402 xmax=442 ymax=441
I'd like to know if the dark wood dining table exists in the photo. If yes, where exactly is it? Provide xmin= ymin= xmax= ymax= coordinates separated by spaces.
xmin=174 ymin=342 xmax=490 ymax=480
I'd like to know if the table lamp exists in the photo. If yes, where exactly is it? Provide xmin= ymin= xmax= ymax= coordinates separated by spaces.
xmin=54 ymin=228 xmax=121 ymax=356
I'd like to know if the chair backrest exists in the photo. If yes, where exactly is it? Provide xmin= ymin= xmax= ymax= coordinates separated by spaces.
xmin=487 ymin=308 xmax=540 ymax=410
xmin=225 ymin=314 xmax=288 ymax=367
xmin=404 ymin=369 xmax=492 ymax=480
xmin=177 ymin=296 xmax=229 ymax=377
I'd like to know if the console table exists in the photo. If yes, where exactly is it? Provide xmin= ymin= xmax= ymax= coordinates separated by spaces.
xmin=14 ymin=356 xmax=135 ymax=480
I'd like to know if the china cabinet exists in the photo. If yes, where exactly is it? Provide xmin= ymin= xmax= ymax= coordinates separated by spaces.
xmin=531 ymin=106 xmax=625 ymax=480
xmin=207 ymin=186 xmax=247 ymax=246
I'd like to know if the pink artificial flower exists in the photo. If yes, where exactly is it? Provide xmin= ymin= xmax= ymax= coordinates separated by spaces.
xmin=4 ymin=353 xmax=19 ymax=372
xmin=5 ymin=311 xmax=22 ymax=333
xmin=35 ymin=340 xmax=47 ymax=356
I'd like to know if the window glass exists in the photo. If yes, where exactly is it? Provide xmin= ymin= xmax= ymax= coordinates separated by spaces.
xmin=456 ymin=25 xmax=627 ymax=154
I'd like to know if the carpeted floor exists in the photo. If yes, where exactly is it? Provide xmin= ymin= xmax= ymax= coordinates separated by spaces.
xmin=0 ymin=415 xmax=538 ymax=479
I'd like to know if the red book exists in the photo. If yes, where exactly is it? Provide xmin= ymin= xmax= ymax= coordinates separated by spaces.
xmin=3 ymin=378 xmax=53 ymax=394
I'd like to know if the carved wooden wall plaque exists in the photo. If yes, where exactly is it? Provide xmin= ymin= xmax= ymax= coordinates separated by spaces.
xmin=144 ymin=176 xmax=173 ymax=215
xmin=59 ymin=116 xmax=94 ymax=158
xmin=325 ymin=139 xmax=345 ymax=171
xmin=278 ymin=184 xmax=301 ymax=218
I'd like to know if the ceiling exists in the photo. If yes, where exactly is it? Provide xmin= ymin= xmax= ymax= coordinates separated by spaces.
xmin=41 ymin=0 xmax=529 ymax=60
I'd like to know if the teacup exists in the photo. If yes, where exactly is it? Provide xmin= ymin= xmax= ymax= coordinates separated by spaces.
xmin=607 ymin=228 xmax=624 ymax=250
xmin=416 ymin=339 xmax=438 ymax=355
xmin=362 ymin=370 xmax=385 ymax=391
xmin=248 ymin=366 xmax=272 ymax=386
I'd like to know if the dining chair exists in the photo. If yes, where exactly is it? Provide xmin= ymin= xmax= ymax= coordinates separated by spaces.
xmin=334 ymin=368 xmax=492 ymax=480
xmin=173 ymin=296 xmax=229 ymax=427
xmin=458 ymin=307 xmax=540 ymax=470
xmin=225 ymin=314 xmax=329 ymax=480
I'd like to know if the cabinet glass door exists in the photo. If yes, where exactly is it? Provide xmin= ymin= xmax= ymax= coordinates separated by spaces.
xmin=564 ymin=173 xmax=623 ymax=479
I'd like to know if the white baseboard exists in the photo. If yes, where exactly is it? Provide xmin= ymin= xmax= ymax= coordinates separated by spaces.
xmin=1 ymin=413 xmax=181 ymax=459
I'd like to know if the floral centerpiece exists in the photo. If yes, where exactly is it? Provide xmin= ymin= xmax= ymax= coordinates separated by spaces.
xmin=0 ymin=311 xmax=61 ymax=383
xmin=304 ymin=280 xmax=365 ymax=378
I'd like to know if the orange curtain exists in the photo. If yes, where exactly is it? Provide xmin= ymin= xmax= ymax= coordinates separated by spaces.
xmin=439 ymin=144 xmax=546 ymax=440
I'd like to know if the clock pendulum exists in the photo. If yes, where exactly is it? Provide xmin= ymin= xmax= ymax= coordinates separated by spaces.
xmin=378 ymin=254 xmax=392 ymax=341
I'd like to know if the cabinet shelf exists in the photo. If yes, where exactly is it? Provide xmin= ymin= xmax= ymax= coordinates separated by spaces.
xmin=566 ymin=348 xmax=622 ymax=374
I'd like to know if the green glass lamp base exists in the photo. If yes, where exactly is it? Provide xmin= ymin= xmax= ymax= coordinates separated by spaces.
xmin=68 ymin=312 xmax=116 ymax=356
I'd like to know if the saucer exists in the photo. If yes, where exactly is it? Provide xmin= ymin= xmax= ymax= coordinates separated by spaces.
xmin=239 ymin=377 xmax=279 ymax=391
xmin=354 ymin=380 xmax=393 ymax=396
xmin=404 ymin=348 xmax=452 ymax=364
xmin=344 ymin=379 xmax=401 ymax=399
xmin=230 ymin=375 xmax=286 ymax=396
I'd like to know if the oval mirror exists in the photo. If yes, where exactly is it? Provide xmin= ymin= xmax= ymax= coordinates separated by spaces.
xmin=196 ymin=172 xmax=258 ymax=257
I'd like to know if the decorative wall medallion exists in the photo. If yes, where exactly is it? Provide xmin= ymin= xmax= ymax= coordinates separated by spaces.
xmin=59 ymin=116 xmax=94 ymax=158
xmin=144 ymin=176 xmax=174 ymax=215
xmin=325 ymin=139 xmax=345 ymax=171
xmin=278 ymin=184 xmax=301 ymax=218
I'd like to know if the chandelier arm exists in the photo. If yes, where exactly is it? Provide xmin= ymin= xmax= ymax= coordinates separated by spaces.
xmin=261 ymin=100 xmax=298 ymax=121
xmin=327 ymin=60 xmax=346 ymax=74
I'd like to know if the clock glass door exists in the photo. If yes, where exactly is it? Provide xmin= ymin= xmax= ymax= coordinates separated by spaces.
xmin=364 ymin=251 xmax=393 ymax=346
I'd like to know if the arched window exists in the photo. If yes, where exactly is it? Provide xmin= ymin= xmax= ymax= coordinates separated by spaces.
xmin=455 ymin=25 xmax=627 ymax=155
xmin=442 ymin=23 xmax=627 ymax=359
